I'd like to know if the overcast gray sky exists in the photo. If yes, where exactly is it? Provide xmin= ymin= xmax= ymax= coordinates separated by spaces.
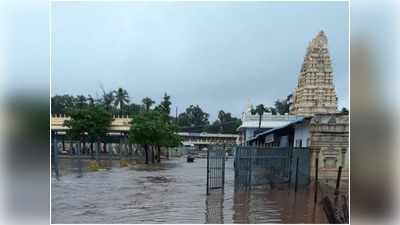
xmin=51 ymin=1 xmax=349 ymax=120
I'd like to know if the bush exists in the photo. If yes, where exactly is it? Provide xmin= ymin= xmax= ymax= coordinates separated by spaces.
xmin=88 ymin=161 xmax=103 ymax=172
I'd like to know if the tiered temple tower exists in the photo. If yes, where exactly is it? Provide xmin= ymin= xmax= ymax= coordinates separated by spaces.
xmin=290 ymin=31 xmax=338 ymax=116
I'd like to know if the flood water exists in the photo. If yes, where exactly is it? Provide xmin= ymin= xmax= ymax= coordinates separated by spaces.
xmin=51 ymin=157 xmax=327 ymax=223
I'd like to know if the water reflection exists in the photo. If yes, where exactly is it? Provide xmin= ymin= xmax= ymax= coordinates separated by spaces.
xmin=232 ymin=191 xmax=250 ymax=223
xmin=52 ymin=157 xmax=327 ymax=223
xmin=205 ymin=191 xmax=224 ymax=224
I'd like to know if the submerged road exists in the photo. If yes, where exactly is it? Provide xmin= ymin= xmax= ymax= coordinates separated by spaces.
xmin=51 ymin=157 xmax=327 ymax=223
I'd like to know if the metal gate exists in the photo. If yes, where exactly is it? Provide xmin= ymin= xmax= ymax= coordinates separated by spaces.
xmin=234 ymin=146 xmax=309 ymax=191
xmin=233 ymin=146 xmax=253 ymax=191
xmin=206 ymin=146 xmax=226 ymax=195
xmin=289 ymin=147 xmax=310 ymax=186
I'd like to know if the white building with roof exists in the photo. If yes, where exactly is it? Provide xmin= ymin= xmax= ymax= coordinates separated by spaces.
xmin=237 ymin=101 xmax=303 ymax=145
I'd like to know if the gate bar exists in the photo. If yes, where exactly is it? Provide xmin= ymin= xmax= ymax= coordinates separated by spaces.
xmin=295 ymin=157 xmax=299 ymax=192
xmin=206 ymin=148 xmax=209 ymax=195
xmin=52 ymin=132 xmax=60 ymax=180
xmin=314 ymin=157 xmax=319 ymax=203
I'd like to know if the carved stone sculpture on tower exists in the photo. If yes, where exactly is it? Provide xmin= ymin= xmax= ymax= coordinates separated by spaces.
xmin=290 ymin=31 xmax=338 ymax=116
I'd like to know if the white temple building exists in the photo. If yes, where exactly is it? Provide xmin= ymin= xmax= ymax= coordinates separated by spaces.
xmin=237 ymin=100 xmax=303 ymax=145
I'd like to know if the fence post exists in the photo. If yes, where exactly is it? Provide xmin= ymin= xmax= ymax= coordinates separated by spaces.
xmin=222 ymin=149 xmax=225 ymax=191
xmin=206 ymin=148 xmax=209 ymax=195
xmin=295 ymin=157 xmax=299 ymax=192
xmin=77 ymin=142 xmax=82 ymax=177
xmin=314 ymin=157 xmax=319 ymax=203
xmin=69 ymin=139 xmax=73 ymax=156
xmin=288 ymin=148 xmax=293 ymax=187
xmin=108 ymin=143 xmax=113 ymax=169
xmin=62 ymin=135 xmax=65 ymax=152
xmin=119 ymin=133 xmax=123 ymax=160
xmin=335 ymin=166 xmax=343 ymax=196
xmin=52 ymin=132 xmax=60 ymax=180
xmin=249 ymin=148 xmax=254 ymax=190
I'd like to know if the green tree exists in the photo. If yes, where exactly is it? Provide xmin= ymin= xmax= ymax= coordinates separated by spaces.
xmin=274 ymin=98 xmax=290 ymax=115
xmin=129 ymin=111 xmax=180 ymax=164
xmin=101 ymin=89 xmax=115 ymax=112
xmin=114 ymin=88 xmax=129 ymax=114
xmin=129 ymin=111 xmax=162 ymax=164
xmin=51 ymin=95 xmax=75 ymax=115
xmin=340 ymin=107 xmax=349 ymax=114
xmin=205 ymin=121 xmax=220 ymax=133
xmin=155 ymin=93 xmax=172 ymax=116
xmin=64 ymin=105 xmax=113 ymax=163
xmin=87 ymin=95 xmax=95 ymax=105
xmin=251 ymin=104 xmax=268 ymax=129
xmin=177 ymin=105 xmax=209 ymax=132
xmin=206 ymin=110 xmax=242 ymax=134
xmin=156 ymin=119 xmax=181 ymax=162
xmin=75 ymin=95 xmax=88 ymax=108
xmin=127 ymin=103 xmax=143 ymax=115
xmin=142 ymin=97 xmax=155 ymax=112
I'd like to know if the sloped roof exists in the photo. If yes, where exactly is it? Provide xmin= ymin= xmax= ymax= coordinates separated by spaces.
xmin=246 ymin=117 xmax=305 ymax=143
xmin=239 ymin=120 xmax=295 ymax=130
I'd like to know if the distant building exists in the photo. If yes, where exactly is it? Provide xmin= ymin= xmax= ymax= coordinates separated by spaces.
xmin=178 ymin=132 xmax=239 ymax=149
xmin=245 ymin=117 xmax=310 ymax=148
xmin=51 ymin=115 xmax=239 ymax=151
xmin=237 ymin=100 xmax=303 ymax=145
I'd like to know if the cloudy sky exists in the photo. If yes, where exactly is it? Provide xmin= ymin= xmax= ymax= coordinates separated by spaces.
xmin=51 ymin=1 xmax=349 ymax=120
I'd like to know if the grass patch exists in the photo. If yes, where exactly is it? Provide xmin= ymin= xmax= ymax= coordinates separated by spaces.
xmin=120 ymin=160 xmax=129 ymax=168
xmin=87 ymin=161 xmax=103 ymax=172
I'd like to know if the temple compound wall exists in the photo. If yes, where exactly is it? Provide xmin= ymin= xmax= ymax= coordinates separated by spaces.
xmin=309 ymin=113 xmax=349 ymax=185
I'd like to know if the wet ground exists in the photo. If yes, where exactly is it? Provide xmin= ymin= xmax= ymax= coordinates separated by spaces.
xmin=51 ymin=157 xmax=327 ymax=223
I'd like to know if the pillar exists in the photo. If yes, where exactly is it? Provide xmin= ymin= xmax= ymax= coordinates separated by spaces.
xmin=62 ymin=135 xmax=65 ymax=152
xmin=309 ymin=147 xmax=320 ymax=180
xmin=119 ymin=132 xmax=123 ymax=159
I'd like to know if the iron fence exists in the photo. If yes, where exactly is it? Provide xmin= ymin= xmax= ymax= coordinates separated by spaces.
xmin=234 ymin=146 xmax=310 ymax=191
xmin=206 ymin=146 xmax=226 ymax=195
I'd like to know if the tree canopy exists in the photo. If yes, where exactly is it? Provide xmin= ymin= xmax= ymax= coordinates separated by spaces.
xmin=142 ymin=97 xmax=155 ymax=112
xmin=129 ymin=110 xmax=181 ymax=163
xmin=52 ymin=88 xmax=243 ymax=134
xmin=114 ymin=88 xmax=130 ymax=110
xmin=340 ymin=107 xmax=349 ymax=114
xmin=205 ymin=110 xmax=242 ymax=134
xmin=154 ymin=93 xmax=172 ymax=116
xmin=177 ymin=105 xmax=210 ymax=132
xmin=251 ymin=104 xmax=269 ymax=129
xmin=64 ymin=104 xmax=113 ymax=142
xmin=274 ymin=98 xmax=290 ymax=115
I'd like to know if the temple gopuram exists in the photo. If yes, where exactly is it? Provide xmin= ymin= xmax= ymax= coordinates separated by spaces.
xmin=289 ymin=31 xmax=338 ymax=116
xmin=243 ymin=31 xmax=349 ymax=185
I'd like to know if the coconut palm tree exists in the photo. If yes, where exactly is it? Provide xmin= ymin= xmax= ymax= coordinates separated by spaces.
xmin=114 ymin=88 xmax=129 ymax=114
xmin=75 ymin=95 xmax=87 ymax=108
xmin=142 ymin=97 xmax=155 ymax=112
xmin=87 ymin=95 xmax=95 ymax=105
xmin=251 ymin=104 xmax=269 ymax=130
xmin=102 ymin=90 xmax=115 ymax=112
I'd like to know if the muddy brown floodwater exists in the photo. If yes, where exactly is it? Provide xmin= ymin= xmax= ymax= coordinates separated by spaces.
xmin=51 ymin=157 xmax=327 ymax=223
